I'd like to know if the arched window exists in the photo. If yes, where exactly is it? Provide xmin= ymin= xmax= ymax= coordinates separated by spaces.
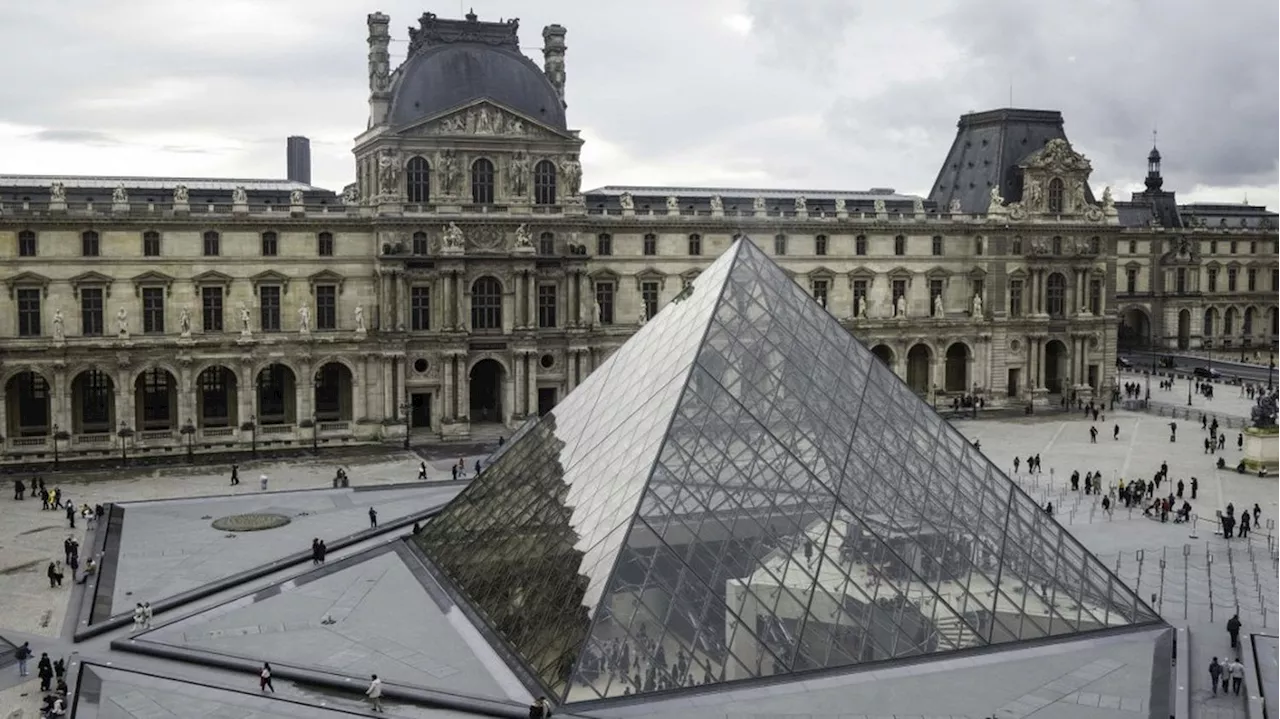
xmin=471 ymin=158 xmax=495 ymax=204
xmin=1046 ymin=272 xmax=1067 ymax=317
xmin=538 ymin=232 xmax=555 ymax=256
xmin=406 ymin=156 xmax=430 ymax=204
xmin=1047 ymin=178 xmax=1064 ymax=213
xmin=1224 ymin=308 xmax=1236 ymax=335
xmin=1051 ymin=236 xmax=1063 ymax=255
xmin=471 ymin=276 xmax=502 ymax=330
xmin=1203 ymin=308 xmax=1216 ymax=337
xmin=533 ymin=160 xmax=557 ymax=205
xmin=1243 ymin=307 xmax=1254 ymax=335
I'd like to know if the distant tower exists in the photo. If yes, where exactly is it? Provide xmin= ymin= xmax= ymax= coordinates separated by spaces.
xmin=1145 ymin=143 xmax=1164 ymax=192
xmin=542 ymin=24 xmax=567 ymax=108
xmin=367 ymin=12 xmax=392 ymax=126
xmin=286 ymin=136 xmax=311 ymax=184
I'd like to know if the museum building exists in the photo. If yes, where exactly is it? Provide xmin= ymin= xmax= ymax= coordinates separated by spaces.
xmin=0 ymin=9 xmax=1274 ymax=463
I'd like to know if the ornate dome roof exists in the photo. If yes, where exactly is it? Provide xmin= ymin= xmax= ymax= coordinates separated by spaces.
xmin=387 ymin=42 xmax=566 ymax=131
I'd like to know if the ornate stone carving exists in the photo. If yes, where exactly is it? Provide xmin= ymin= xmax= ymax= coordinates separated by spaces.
xmin=1072 ymin=181 xmax=1087 ymax=211
xmin=52 ymin=308 xmax=65 ymax=342
xmin=290 ymin=189 xmax=304 ymax=206
xmin=912 ymin=197 xmax=924 ymax=215
xmin=560 ymin=156 xmax=582 ymax=197
xmin=112 ymin=184 xmax=128 ymax=204
xmin=239 ymin=305 xmax=252 ymax=336
xmin=342 ymin=184 xmax=359 ymax=205
xmin=173 ymin=184 xmax=189 ymax=203
xmin=794 ymin=196 xmax=806 ymax=212
xmin=426 ymin=104 xmax=536 ymax=137
xmin=948 ymin=198 xmax=962 ymax=214
xmin=1102 ymin=185 xmax=1115 ymax=212
xmin=835 ymin=198 xmax=846 ymax=213
xmin=442 ymin=222 xmax=465 ymax=251
xmin=179 ymin=307 xmax=192 ymax=337
xmin=619 ymin=192 xmax=634 ymax=211
xmin=508 ymin=151 xmax=529 ymax=196
xmin=972 ymin=293 xmax=983 ymax=317
xmin=753 ymin=197 xmax=766 ymax=212
xmin=1023 ymin=138 xmax=1092 ymax=173
xmin=1025 ymin=178 xmax=1043 ymax=207
xmin=116 ymin=307 xmax=130 ymax=338
xmin=354 ymin=305 xmax=367 ymax=333
xmin=709 ymin=194 xmax=722 ymax=213
xmin=438 ymin=150 xmax=461 ymax=196
xmin=50 ymin=182 xmax=66 ymax=202
xmin=377 ymin=149 xmax=402 ymax=197
xmin=514 ymin=224 xmax=533 ymax=248
xmin=986 ymin=186 xmax=1005 ymax=214
xmin=895 ymin=295 xmax=907 ymax=318
xmin=933 ymin=294 xmax=945 ymax=317
xmin=666 ymin=196 xmax=679 ymax=212
xmin=873 ymin=198 xmax=886 ymax=215
xmin=298 ymin=305 xmax=311 ymax=333
xmin=232 ymin=186 xmax=248 ymax=205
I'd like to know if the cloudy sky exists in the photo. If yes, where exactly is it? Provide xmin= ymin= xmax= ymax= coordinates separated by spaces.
xmin=1 ymin=0 xmax=1276 ymax=209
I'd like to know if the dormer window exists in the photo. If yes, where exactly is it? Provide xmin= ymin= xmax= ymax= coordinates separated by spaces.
xmin=1047 ymin=178 xmax=1064 ymax=213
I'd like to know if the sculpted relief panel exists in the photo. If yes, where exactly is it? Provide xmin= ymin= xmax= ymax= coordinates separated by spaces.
xmin=419 ymin=104 xmax=558 ymax=139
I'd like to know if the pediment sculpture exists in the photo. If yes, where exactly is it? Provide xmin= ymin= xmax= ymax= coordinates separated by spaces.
xmin=426 ymin=104 xmax=544 ymax=138
xmin=1023 ymin=138 xmax=1093 ymax=173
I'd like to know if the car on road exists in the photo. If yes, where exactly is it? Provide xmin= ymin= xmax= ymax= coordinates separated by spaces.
xmin=1116 ymin=357 xmax=1133 ymax=369
xmin=1192 ymin=366 xmax=1222 ymax=379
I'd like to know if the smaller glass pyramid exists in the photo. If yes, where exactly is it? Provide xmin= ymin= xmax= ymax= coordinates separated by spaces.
xmin=415 ymin=238 xmax=1162 ymax=705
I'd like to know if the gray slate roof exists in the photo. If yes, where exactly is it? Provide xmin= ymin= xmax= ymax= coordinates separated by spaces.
xmin=389 ymin=45 xmax=565 ymax=130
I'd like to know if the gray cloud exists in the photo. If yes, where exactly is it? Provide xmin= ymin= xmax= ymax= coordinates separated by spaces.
xmin=0 ymin=0 xmax=1273 ymax=206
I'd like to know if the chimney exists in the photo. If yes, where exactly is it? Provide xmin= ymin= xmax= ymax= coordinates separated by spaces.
xmin=286 ymin=136 xmax=311 ymax=184
xmin=542 ymin=24 xmax=567 ymax=108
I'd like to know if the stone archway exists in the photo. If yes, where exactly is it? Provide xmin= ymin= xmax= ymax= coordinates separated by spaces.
xmin=134 ymin=368 xmax=178 ymax=432
xmin=906 ymin=344 xmax=931 ymax=395
xmin=1177 ymin=309 xmax=1191 ymax=350
xmin=1044 ymin=340 xmax=1069 ymax=394
xmin=870 ymin=344 xmax=894 ymax=369
xmin=944 ymin=342 xmax=970 ymax=393
xmin=4 ymin=370 xmax=52 ymax=438
xmin=1203 ymin=307 xmax=1218 ymax=342
xmin=256 ymin=364 xmax=297 ymax=426
xmin=196 ymin=365 xmax=238 ymax=429
xmin=313 ymin=361 xmax=353 ymax=422
xmin=469 ymin=358 xmax=505 ymax=423
xmin=71 ymin=369 xmax=115 ymax=435
xmin=1118 ymin=307 xmax=1151 ymax=351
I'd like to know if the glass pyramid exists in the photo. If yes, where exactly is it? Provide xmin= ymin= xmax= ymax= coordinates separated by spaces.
xmin=415 ymin=238 xmax=1162 ymax=705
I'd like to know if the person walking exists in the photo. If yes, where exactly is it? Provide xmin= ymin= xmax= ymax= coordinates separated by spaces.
xmin=13 ymin=478 xmax=25 ymax=501
xmin=1113 ymin=424 xmax=1120 ymax=440
xmin=260 ymin=662 xmax=275 ymax=692
xmin=14 ymin=642 xmax=31 ymax=677
xmin=529 ymin=696 xmax=553 ymax=718
xmin=417 ymin=462 xmax=427 ymax=480
xmin=1229 ymin=657 xmax=1245 ymax=695
xmin=317 ymin=539 xmax=327 ymax=563
xmin=1190 ymin=476 xmax=1198 ymax=500
xmin=53 ymin=657 xmax=65 ymax=681
xmin=47 ymin=562 xmax=62 ymax=588
xmin=1209 ymin=657 xmax=1223 ymax=695
xmin=142 ymin=601 xmax=153 ymax=628
xmin=366 ymin=674 xmax=384 ymax=713
xmin=1227 ymin=613 xmax=1242 ymax=649
xmin=311 ymin=538 xmax=322 ymax=565
xmin=368 ymin=507 xmax=378 ymax=528
xmin=37 ymin=652 xmax=53 ymax=691
xmin=65 ymin=502 xmax=76 ymax=529
xmin=259 ymin=474 xmax=269 ymax=492
xmin=1089 ymin=425 xmax=1098 ymax=443
xmin=133 ymin=603 xmax=145 ymax=630
xmin=230 ymin=464 xmax=240 ymax=486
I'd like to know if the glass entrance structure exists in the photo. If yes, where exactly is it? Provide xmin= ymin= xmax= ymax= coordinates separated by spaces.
xmin=415 ymin=238 xmax=1162 ymax=706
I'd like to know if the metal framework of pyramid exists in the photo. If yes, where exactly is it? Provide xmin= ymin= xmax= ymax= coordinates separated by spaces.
xmin=415 ymin=238 xmax=1162 ymax=705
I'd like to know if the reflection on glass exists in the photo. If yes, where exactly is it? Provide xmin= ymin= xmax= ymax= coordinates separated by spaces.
xmin=416 ymin=239 xmax=1160 ymax=705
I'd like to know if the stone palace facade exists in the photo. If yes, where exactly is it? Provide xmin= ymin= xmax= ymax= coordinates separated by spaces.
xmin=0 ymin=10 xmax=1275 ymax=463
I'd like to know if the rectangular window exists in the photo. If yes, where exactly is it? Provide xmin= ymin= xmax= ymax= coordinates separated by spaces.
xmin=18 ymin=230 xmax=37 ymax=257
xmin=315 ymin=285 xmax=337 ymax=330
xmin=1089 ymin=278 xmax=1102 ymax=315
xmin=596 ymin=233 xmax=612 ymax=256
xmin=142 ymin=231 xmax=161 ymax=257
xmin=641 ymin=281 xmax=659 ymax=319
xmin=929 ymin=279 xmax=944 ymax=316
xmin=1249 ymin=241 xmax=1257 ymax=254
xmin=1273 ymin=268 xmax=1279 ymax=291
xmin=1176 ymin=268 xmax=1187 ymax=294
xmin=1210 ymin=240 xmax=1218 ymax=254
xmin=894 ymin=236 xmax=906 ymax=255
xmin=1208 ymin=268 xmax=1218 ymax=292
xmin=1230 ymin=241 xmax=1238 ymax=254
xmin=975 ymin=237 xmax=984 ymax=255
xmin=261 ymin=231 xmax=278 ymax=257
xmin=642 ymin=234 xmax=657 ymax=256
xmin=810 ymin=278 xmax=829 ymax=308
xmin=594 ymin=282 xmax=615 ymax=325
xmin=203 ymin=231 xmax=220 ymax=257
xmin=142 ymin=287 xmax=165 ymax=334
xmin=537 ymin=285 xmax=557 ymax=328
xmin=688 ymin=234 xmax=702 ymax=256
xmin=1009 ymin=280 xmax=1023 ymax=317
xmin=317 ymin=231 xmax=334 ymax=257
xmin=1128 ymin=240 xmax=1137 ymax=254
xmin=410 ymin=286 xmax=431 ymax=331
xmin=259 ymin=286 xmax=282 ymax=332
xmin=892 ymin=279 xmax=907 ymax=305
xmin=1126 ymin=269 xmax=1137 ymax=294
xmin=82 ymin=231 xmax=100 ymax=257
xmin=774 ymin=234 xmax=787 ymax=255
xmin=17 ymin=289 xmax=41 ymax=336
xmin=80 ymin=288 xmax=104 ymax=336
xmin=815 ymin=235 xmax=828 ymax=256
xmin=1247 ymin=269 xmax=1257 ymax=291
xmin=201 ymin=287 xmax=224 ymax=332
xmin=1227 ymin=268 xmax=1238 ymax=292
xmin=931 ymin=236 xmax=943 ymax=256
xmin=855 ymin=235 xmax=867 ymax=256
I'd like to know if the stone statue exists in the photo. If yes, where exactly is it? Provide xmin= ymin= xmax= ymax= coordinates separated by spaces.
xmin=666 ymin=196 xmax=679 ymax=212
xmin=560 ymin=156 xmax=583 ymax=197
xmin=912 ymin=197 xmax=924 ymax=215
xmin=290 ymin=189 xmax=304 ymax=206
xmin=173 ymin=184 xmax=189 ymax=203
xmin=594 ymin=301 xmax=604 ymax=325
xmin=514 ymin=223 xmax=533 ymax=248
xmin=508 ymin=151 xmax=529 ymax=196
xmin=1026 ymin=179 xmax=1043 ymax=206
xmin=473 ymin=107 xmax=497 ymax=135
xmin=178 ymin=307 xmax=192 ymax=337
xmin=704 ymin=194 xmax=721 ymax=213
xmin=972 ymin=293 xmax=983 ymax=317
xmin=858 ymin=298 xmax=868 ymax=319
xmin=438 ymin=114 xmax=466 ymax=134
xmin=239 ymin=304 xmax=252 ymax=335
xmin=895 ymin=295 xmax=907 ymax=318
xmin=232 ymin=186 xmax=248 ymax=205
xmin=298 ymin=305 xmax=311 ymax=333
xmin=1251 ymin=394 xmax=1278 ymax=429
xmin=112 ymin=183 xmax=128 ymax=204
xmin=341 ymin=184 xmax=359 ymax=205
xmin=948 ymin=198 xmax=962 ymax=214
xmin=638 ymin=302 xmax=648 ymax=326
xmin=354 ymin=305 xmax=366 ymax=332
xmin=378 ymin=149 xmax=402 ymax=196
xmin=753 ymin=197 xmax=766 ymax=212
xmin=987 ymin=186 xmax=1005 ymax=213
xmin=116 ymin=307 xmax=130 ymax=337
xmin=52 ymin=308 xmax=65 ymax=341
xmin=1101 ymin=185 xmax=1115 ymax=212
xmin=1072 ymin=181 xmax=1086 ymax=210
xmin=504 ymin=116 xmax=526 ymax=136
xmin=933 ymin=294 xmax=945 ymax=317
xmin=619 ymin=192 xmax=634 ymax=211
xmin=50 ymin=182 xmax=66 ymax=202
xmin=835 ymin=198 xmax=846 ymax=213
xmin=442 ymin=222 xmax=465 ymax=250
xmin=794 ymin=196 xmax=806 ymax=212
xmin=439 ymin=150 xmax=460 ymax=195
xmin=873 ymin=198 xmax=886 ymax=214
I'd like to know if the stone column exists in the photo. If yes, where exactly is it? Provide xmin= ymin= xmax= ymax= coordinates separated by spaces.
xmin=458 ymin=354 xmax=470 ymax=420
xmin=512 ymin=351 xmax=525 ymax=416
xmin=395 ymin=357 xmax=407 ymax=419
xmin=440 ymin=355 xmax=453 ymax=421
xmin=456 ymin=274 xmax=467 ymax=332
xmin=527 ymin=353 xmax=537 ymax=416
xmin=177 ymin=365 xmax=195 ymax=428
xmin=354 ymin=356 xmax=368 ymax=421
xmin=1038 ymin=339 xmax=1048 ymax=389
xmin=297 ymin=359 xmax=313 ymax=424
xmin=440 ymin=274 xmax=452 ymax=331
xmin=502 ymin=366 xmax=514 ymax=425
xmin=578 ymin=273 xmax=589 ymax=326
xmin=1026 ymin=339 xmax=1036 ymax=391
xmin=526 ymin=273 xmax=537 ymax=328
xmin=237 ymin=363 xmax=254 ymax=427
xmin=381 ymin=358 xmax=392 ymax=423
xmin=53 ymin=367 xmax=71 ymax=436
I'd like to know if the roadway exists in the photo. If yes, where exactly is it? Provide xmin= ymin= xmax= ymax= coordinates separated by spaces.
xmin=1118 ymin=349 xmax=1278 ymax=385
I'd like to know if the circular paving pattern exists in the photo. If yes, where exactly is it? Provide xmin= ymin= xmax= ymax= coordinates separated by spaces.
xmin=211 ymin=513 xmax=292 ymax=532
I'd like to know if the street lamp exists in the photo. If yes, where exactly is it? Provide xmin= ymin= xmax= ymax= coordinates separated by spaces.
xmin=241 ymin=414 xmax=257 ymax=457
xmin=181 ymin=419 xmax=196 ymax=463
xmin=311 ymin=413 xmax=319 ymax=455
xmin=400 ymin=401 xmax=412 ymax=450
xmin=52 ymin=422 xmax=60 ymax=468
xmin=117 ymin=421 xmax=133 ymax=466
xmin=312 ymin=373 xmax=323 ymax=455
